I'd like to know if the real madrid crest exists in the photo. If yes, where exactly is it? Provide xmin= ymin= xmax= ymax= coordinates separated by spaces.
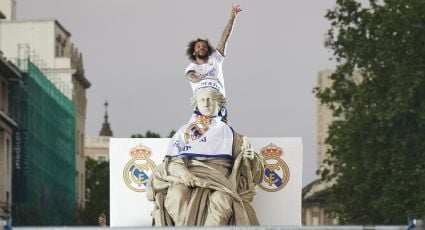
xmin=259 ymin=143 xmax=290 ymax=192
xmin=123 ymin=143 xmax=157 ymax=192
xmin=183 ymin=115 xmax=210 ymax=144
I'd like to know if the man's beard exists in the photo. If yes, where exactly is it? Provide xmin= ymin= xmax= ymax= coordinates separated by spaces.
xmin=195 ymin=52 xmax=209 ymax=59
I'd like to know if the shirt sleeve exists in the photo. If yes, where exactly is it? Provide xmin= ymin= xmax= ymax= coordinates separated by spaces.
xmin=185 ymin=63 xmax=197 ymax=75
xmin=213 ymin=49 xmax=225 ymax=64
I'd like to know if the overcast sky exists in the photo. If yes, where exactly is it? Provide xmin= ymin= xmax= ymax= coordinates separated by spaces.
xmin=17 ymin=0 xmax=339 ymax=186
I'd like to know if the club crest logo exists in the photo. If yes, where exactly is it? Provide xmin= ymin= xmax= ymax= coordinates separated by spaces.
xmin=259 ymin=143 xmax=290 ymax=192
xmin=123 ymin=143 xmax=157 ymax=192
xmin=184 ymin=116 xmax=211 ymax=144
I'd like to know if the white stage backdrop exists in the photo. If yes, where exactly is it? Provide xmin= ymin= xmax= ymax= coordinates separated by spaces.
xmin=110 ymin=137 xmax=303 ymax=227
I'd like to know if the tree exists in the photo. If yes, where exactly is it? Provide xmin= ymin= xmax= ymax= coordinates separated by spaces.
xmin=79 ymin=158 xmax=110 ymax=225
xmin=316 ymin=0 xmax=425 ymax=224
xmin=167 ymin=130 xmax=176 ymax=138
xmin=131 ymin=130 xmax=178 ymax=138
xmin=130 ymin=130 xmax=161 ymax=138
xmin=145 ymin=130 xmax=161 ymax=138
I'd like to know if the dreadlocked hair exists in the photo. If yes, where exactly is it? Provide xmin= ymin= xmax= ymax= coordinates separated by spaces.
xmin=186 ymin=38 xmax=214 ymax=62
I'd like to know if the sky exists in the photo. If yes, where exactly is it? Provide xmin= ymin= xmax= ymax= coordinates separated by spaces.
xmin=16 ymin=0 xmax=339 ymax=186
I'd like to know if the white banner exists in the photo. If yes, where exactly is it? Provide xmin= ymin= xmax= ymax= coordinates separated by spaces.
xmin=110 ymin=137 xmax=302 ymax=227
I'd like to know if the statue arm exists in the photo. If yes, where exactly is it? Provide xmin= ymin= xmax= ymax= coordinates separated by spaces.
xmin=167 ymin=158 xmax=199 ymax=187
xmin=216 ymin=4 xmax=242 ymax=56
xmin=233 ymin=133 xmax=264 ymax=185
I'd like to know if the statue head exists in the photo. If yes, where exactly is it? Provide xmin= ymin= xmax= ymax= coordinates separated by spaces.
xmin=191 ymin=87 xmax=226 ymax=117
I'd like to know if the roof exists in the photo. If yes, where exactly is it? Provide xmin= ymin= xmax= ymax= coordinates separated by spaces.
xmin=1 ymin=19 xmax=71 ymax=36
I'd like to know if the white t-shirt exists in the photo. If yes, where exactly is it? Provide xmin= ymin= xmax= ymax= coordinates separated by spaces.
xmin=185 ymin=50 xmax=226 ymax=97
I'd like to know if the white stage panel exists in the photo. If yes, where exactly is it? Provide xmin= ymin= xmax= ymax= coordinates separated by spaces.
xmin=110 ymin=137 xmax=302 ymax=227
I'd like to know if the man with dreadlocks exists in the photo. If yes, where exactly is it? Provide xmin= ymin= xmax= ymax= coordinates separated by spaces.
xmin=185 ymin=4 xmax=241 ymax=119
xmin=145 ymin=4 xmax=264 ymax=226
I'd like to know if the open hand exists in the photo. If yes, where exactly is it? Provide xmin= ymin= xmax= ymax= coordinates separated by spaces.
xmin=232 ymin=4 xmax=242 ymax=17
xmin=241 ymin=136 xmax=254 ymax=160
xmin=181 ymin=172 xmax=198 ymax=187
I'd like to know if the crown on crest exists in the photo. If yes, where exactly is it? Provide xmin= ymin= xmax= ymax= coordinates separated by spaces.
xmin=130 ymin=143 xmax=152 ymax=158
xmin=196 ymin=114 xmax=212 ymax=125
xmin=260 ymin=143 xmax=283 ymax=157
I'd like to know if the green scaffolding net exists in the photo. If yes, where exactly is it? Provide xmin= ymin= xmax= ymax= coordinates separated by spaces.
xmin=11 ymin=60 xmax=76 ymax=225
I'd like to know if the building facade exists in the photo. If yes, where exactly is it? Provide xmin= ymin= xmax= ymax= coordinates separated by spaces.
xmin=0 ymin=0 xmax=15 ymax=20
xmin=9 ymin=60 xmax=76 ymax=225
xmin=302 ymin=70 xmax=362 ymax=226
xmin=0 ymin=51 xmax=20 ymax=221
xmin=85 ymin=136 xmax=110 ymax=162
xmin=0 ymin=0 xmax=90 ymax=209
xmin=302 ymin=69 xmax=336 ymax=226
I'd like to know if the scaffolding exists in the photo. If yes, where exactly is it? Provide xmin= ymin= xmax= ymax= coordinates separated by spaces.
xmin=11 ymin=60 xmax=76 ymax=225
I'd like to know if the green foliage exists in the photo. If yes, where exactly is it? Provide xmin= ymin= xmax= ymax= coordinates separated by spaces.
xmin=131 ymin=130 xmax=161 ymax=138
xmin=167 ymin=130 xmax=176 ymax=138
xmin=131 ymin=130 xmax=176 ymax=138
xmin=130 ymin=133 xmax=144 ymax=138
xmin=144 ymin=130 xmax=161 ymax=138
xmin=79 ymin=158 xmax=110 ymax=225
xmin=316 ymin=0 xmax=425 ymax=224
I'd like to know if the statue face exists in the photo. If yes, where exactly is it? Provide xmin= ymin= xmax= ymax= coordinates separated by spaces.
xmin=196 ymin=88 xmax=219 ymax=117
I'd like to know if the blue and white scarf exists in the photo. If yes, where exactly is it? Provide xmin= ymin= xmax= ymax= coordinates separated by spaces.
xmin=166 ymin=114 xmax=234 ymax=159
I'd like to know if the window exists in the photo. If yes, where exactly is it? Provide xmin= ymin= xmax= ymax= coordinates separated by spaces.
xmin=0 ymin=80 xmax=7 ymax=111
xmin=81 ymin=133 xmax=84 ymax=155
xmin=81 ymin=174 xmax=84 ymax=201
xmin=55 ymin=44 xmax=61 ymax=57
xmin=55 ymin=39 xmax=66 ymax=57
xmin=6 ymin=139 xmax=10 ymax=174
xmin=76 ymin=130 xmax=80 ymax=155
xmin=76 ymin=173 xmax=80 ymax=200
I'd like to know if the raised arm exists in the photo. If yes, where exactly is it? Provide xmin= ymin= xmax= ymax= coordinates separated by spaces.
xmin=216 ymin=4 xmax=242 ymax=55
